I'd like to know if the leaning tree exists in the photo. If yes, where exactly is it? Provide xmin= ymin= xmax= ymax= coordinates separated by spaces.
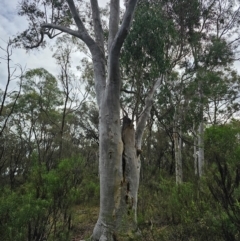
xmin=16 ymin=0 xmax=164 ymax=240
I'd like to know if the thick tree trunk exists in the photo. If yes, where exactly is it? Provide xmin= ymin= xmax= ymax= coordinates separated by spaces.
xmin=91 ymin=114 xmax=140 ymax=241
xmin=62 ymin=0 xmax=153 ymax=239
xmin=91 ymin=0 xmax=140 ymax=237
xmin=33 ymin=0 xmax=150 ymax=239
xmin=91 ymin=78 xmax=160 ymax=240
xmin=91 ymin=84 xmax=123 ymax=240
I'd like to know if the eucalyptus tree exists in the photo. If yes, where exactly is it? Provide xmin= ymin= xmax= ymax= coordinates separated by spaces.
xmin=15 ymin=0 xmax=166 ymax=239
xmin=121 ymin=0 xmax=195 ymax=184
xmin=164 ymin=0 xmax=240 ymax=177
xmin=204 ymin=121 xmax=240 ymax=240
xmin=11 ymin=68 xmax=63 ymax=170
xmin=122 ymin=0 xmax=240 ymax=181
xmin=0 ymin=67 xmax=62 ymax=188
xmin=203 ymin=69 xmax=240 ymax=125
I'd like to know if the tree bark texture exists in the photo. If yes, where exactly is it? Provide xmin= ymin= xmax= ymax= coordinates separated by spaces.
xmin=90 ymin=0 xmax=142 ymax=240
xmin=39 ymin=0 xmax=162 ymax=239
xmin=173 ymin=112 xmax=182 ymax=184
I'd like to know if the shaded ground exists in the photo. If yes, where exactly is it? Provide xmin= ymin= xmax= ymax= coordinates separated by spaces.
xmin=71 ymin=206 xmax=99 ymax=241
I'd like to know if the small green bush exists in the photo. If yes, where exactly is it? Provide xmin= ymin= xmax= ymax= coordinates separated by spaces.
xmin=0 ymin=157 xmax=84 ymax=241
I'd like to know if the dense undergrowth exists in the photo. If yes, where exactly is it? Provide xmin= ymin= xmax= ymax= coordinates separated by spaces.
xmin=1 ymin=123 xmax=240 ymax=241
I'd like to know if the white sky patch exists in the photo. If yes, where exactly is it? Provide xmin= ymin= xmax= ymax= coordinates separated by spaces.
xmin=0 ymin=0 xmax=113 ymax=91
xmin=234 ymin=61 xmax=240 ymax=71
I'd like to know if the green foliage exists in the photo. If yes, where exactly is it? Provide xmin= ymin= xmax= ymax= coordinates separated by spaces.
xmin=0 ymin=157 xmax=84 ymax=241
xmin=79 ymin=177 xmax=100 ymax=205
xmin=204 ymin=122 xmax=240 ymax=240
xmin=122 ymin=0 xmax=177 ymax=78
xmin=136 ymin=121 xmax=240 ymax=241
xmin=139 ymin=122 xmax=240 ymax=240
xmin=138 ymin=177 xmax=232 ymax=241
xmin=204 ymin=38 xmax=234 ymax=66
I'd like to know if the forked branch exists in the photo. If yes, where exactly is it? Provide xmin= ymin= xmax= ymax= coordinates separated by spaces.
xmin=110 ymin=0 xmax=138 ymax=58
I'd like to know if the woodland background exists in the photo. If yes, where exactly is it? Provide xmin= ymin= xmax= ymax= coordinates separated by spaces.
xmin=1 ymin=0 xmax=240 ymax=240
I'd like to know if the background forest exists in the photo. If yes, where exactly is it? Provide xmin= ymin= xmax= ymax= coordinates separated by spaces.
xmin=1 ymin=0 xmax=240 ymax=240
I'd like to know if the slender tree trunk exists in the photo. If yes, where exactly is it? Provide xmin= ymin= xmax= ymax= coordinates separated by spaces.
xmin=198 ymin=120 xmax=204 ymax=177
xmin=179 ymin=127 xmax=183 ymax=182
xmin=193 ymin=123 xmax=198 ymax=176
xmin=198 ymin=74 xmax=204 ymax=177
xmin=174 ymin=112 xmax=182 ymax=184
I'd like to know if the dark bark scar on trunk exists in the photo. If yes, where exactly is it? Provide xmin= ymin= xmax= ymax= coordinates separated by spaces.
xmin=121 ymin=116 xmax=136 ymax=213
xmin=122 ymin=155 xmax=126 ymax=181
xmin=121 ymin=116 xmax=133 ymax=181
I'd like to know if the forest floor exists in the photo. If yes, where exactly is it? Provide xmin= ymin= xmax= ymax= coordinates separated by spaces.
xmin=70 ymin=205 xmax=161 ymax=241
xmin=71 ymin=206 xmax=99 ymax=241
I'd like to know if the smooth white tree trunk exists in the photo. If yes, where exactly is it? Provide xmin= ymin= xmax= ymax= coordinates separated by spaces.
xmin=39 ymin=0 xmax=163 ymax=239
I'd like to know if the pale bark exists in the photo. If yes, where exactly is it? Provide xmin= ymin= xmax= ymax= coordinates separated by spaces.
xmin=38 ymin=0 xmax=161 ymax=239
xmin=121 ymin=117 xmax=139 ymax=226
xmin=108 ymin=0 xmax=120 ymax=52
xmin=91 ymin=0 xmax=139 ymax=240
xmin=90 ymin=0 xmax=105 ymax=53
xmin=173 ymin=111 xmax=183 ymax=184
xmin=130 ymin=77 xmax=162 ymax=220
xmin=135 ymin=77 xmax=162 ymax=149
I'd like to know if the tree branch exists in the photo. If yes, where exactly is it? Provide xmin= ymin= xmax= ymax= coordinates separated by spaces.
xmin=110 ymin=0 xmax=138 ymax=58
xmin=90 ymin=0 xmax=105 ymax=54
xmin=66 ymin=0 xmax=106 ymax=108
xmin=26 ymin=28 xmax=63 ymax=49
xmin=66 ymin=0 xmax=96 ymax=49
xmin=135 ymin=76 xmax=163 ymax=149
xmin=108 ymin=0 xmax=120 ymax=52
xmin=0 ymin=41 xmax=12 ymax=117
xmin=121 ymin=88 xmax=136 ymax=94
xmin=41 ymin=23 xmax=81 ymax=39
xmin=0 ymin=64 xmax=23 ymax=136
xmin=106 ymin=0 xmax=138 ymax=91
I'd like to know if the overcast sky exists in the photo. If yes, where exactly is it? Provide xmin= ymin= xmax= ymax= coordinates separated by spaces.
xmin=0 ymin=0 xmax=111 ymax=91
xmin=1 ymin=0 xmax=240 ymax=92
